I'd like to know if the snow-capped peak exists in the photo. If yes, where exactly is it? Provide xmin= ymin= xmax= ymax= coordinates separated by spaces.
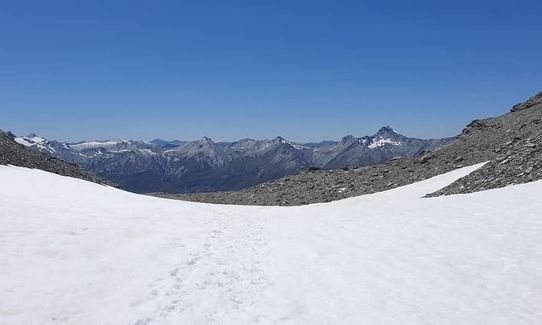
xmin=14 ymin=134 xmax=46 ymax=147
xmin=13 ymin=133 xmax=57 ymax=154
xmin=366 ymin=126 xmax=402 ymax=149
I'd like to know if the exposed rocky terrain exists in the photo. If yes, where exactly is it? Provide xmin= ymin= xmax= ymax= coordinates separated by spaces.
xmin=0 ymin=130 xmax=113 ymax=186
xmin=165 ymin=91 xmax=542 ymax=205
xmin=14 ymin=128 xmax=449 ymax=193
xmin=427 ymin=91 xmax=542 ymax=196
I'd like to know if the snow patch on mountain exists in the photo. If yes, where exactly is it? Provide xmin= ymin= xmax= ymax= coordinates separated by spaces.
xmin=276 ymin=136 xmax=310 ymax=150
xmin=368 ymin=137 xmax=402 ymax=149
xmin=14 ymin=134 xmax=57 ymax=154
xmin=70 ymin=139 xmax=129 ymax=150
xmin=14 ymin=134 xmax=46 ymax=147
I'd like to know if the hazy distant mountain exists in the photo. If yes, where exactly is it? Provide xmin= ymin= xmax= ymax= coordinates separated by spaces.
xmin=13 ymin=128 xmax=452 ymax=193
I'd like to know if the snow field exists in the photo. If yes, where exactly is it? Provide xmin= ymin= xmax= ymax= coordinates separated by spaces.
xmin=1 ymin=164 xmax=541 ymax=324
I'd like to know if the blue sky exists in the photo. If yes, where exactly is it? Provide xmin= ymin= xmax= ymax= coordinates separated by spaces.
xmin=1 ymin=0 xmax=541 ymax=142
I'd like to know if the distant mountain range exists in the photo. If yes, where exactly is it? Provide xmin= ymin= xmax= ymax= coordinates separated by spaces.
xmin=13 ymin=127 xmax=452 ymax=193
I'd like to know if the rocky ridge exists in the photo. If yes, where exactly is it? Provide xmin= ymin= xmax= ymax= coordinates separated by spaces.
xmin=427 ymin=91 xmax=542 ymax=196
xmin=166 ymin=91 xmax=542 ymax=205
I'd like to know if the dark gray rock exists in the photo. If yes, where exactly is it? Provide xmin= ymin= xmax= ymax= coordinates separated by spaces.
xmin=511 ymin=91 xmax=542 ymax=112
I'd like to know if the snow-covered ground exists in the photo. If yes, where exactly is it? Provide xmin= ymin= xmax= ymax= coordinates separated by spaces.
xmin=1 ymin=164 xmax=541 ymax=325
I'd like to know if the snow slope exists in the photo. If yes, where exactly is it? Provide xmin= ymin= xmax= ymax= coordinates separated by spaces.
xmin=1 ymin=164 xmax=541 ymax=324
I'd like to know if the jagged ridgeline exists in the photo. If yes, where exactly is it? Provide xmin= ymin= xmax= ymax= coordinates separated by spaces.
xmin=11 ymin=127 xmax=451 ymax=193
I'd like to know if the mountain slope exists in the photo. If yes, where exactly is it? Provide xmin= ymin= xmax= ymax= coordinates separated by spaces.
xmin=14 ymin=129 xmax=449 ymax=193
xmin=1 ymin=164 xmax=542 ymax=324
xmin=426 ymin=91 xmax=542 ymax=196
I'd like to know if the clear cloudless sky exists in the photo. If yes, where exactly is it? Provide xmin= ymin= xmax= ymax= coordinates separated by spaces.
xmin=1 ymin=0 xmax=541 ymax=142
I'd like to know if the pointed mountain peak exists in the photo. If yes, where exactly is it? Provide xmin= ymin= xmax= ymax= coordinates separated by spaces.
xmin=341 ymin=135 xmax=356 ymax=144
xmin=200 ymin=136 xmax=214 ymax=144
xmin=373 ymin=126 xmax=402 ymax=139
xmin=376 ymin=126 xmax=397 ymax=134
xmin=26 ymin=132 xmax=38 ymax=138
xmin=272 ymin=136 xmax=287 ymax=144
xmin=270 ymin=136 xmax=307 ymax=150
